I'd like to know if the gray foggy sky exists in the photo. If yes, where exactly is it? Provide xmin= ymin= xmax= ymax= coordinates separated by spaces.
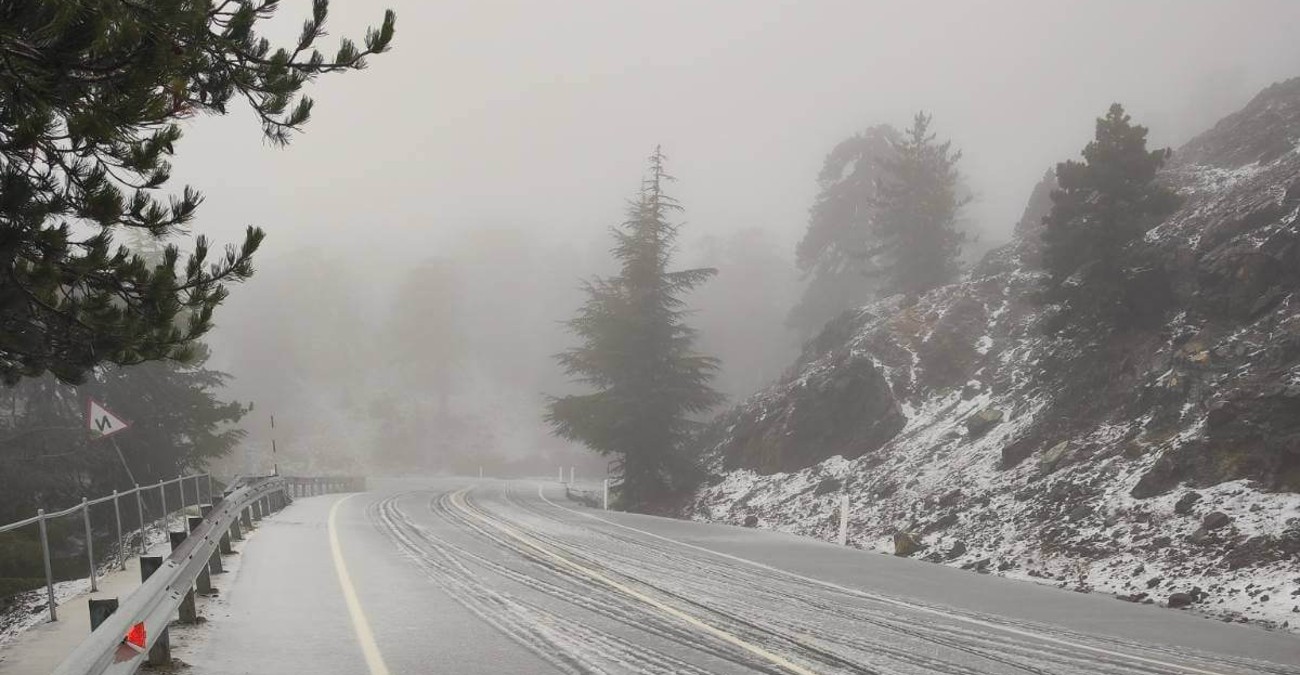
xmin=176 ymin=0 xmax=1300 ymax=267
xmin=167 ymin=0 xmax=1300 ymax=472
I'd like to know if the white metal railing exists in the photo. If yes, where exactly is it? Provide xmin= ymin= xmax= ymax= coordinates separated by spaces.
xmin=0 ymin=473 xmax=213 ymax=622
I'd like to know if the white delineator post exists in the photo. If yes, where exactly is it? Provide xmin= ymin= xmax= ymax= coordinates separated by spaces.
xmin=838 ymin=494 xmax=850 ymax=546
xmin=602 ymin=479 xmax=609 ymax=510
xmin=569 ymin=466 xmax=575 ymax=485
xmin=558 ymin=466 xmax=564 ymax=483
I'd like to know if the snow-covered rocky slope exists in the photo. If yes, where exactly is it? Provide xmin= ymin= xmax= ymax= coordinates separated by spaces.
xmin=685 ymin=79 xmax=1300 ymax=631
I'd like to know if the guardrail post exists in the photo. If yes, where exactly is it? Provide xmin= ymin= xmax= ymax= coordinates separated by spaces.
xmin=113 ymin=490 xmax=125 ymax=571
xmin=169 ymin=532 xmax=199 ymax=622
xmin=199 ymin=506 xmax=228 ymax=571
xmin=37 ymin=509 xmax=56 ymax=622
xmin=219 ymin=519 xmax=234 ymax=553
xmin=140 ymin=556 xmax=171 ymax=665
xmin=82 ymin=497 xmax=98 ymax=592
xmin=88 ymin=598 xmax=118 ymax=631
xmin=230 ymin=515 xmax=243 ymax=541
xmin=135 ymin=485 xmax=146 ymax=554
xmin=188 ymin=516 xmax=219 ymax=587
xmin=241 ymin=506 xmax=253 ymax=530
xmin=206 ymin=473 xmax=214 ymax=504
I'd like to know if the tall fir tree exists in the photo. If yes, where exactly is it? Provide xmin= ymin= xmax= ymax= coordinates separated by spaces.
xmin=0 ymin=0 xmax=395 ymax=384
xmin=871 ymin=112 xmax=967 ymax=299
xmin=1041 ymin=104 xmax=1180 ymax=319
xmin=548 ymin=148 xmax=722 ymax=510
xmin=789 ymin=125 xmax=897 ymax=339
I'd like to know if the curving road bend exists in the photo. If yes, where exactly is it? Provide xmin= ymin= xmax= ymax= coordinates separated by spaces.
xmin=189 ymin=479 xmax=1300 ymax=675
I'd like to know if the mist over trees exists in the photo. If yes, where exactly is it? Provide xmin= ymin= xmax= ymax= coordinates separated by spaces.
xmin=0 ymin=347 xmax=248 ymax=522
xmin=1 ymin=0 xmax=1291 ymax=522
xmin=548 ymin=149 xmax=722 ymax=509
xmin=690 ymin=229 xmax=800 ymax=400
xmin=871 ymin=113 xmax=968 ymax=299
xmin=789 ymin=113 xmax=968 ymax=343
xmin=789 ymin=125 xmax=897 ymax=339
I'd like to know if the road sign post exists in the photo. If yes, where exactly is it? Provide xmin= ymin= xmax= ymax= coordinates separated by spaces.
xmin=82 ymin=498 xmax=97 ymax=592
xmin=87 ymin=399 xmax=135 ymax=484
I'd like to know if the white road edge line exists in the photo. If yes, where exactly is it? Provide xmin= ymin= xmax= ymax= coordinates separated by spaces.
xmin=329 ymin=493 xmax=393 ymax=675
xmin=450 ymin=488 xmax=818 ymax=675
xmin=535 ymin=483 xmax=1232 ymax=675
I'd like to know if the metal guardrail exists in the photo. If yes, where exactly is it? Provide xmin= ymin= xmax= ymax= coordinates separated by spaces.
xmin=283 ymin=475 xmax=366 ymax=498
xmin=50 ymin=476 xmax=290 ymax=675
xmin=0 ymin=473 xmax=214 ymax=622
xmin=46 ymin=474 xmax=366 ymax=675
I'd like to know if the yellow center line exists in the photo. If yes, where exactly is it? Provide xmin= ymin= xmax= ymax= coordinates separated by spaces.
xmin=449 ymin=488 xmax=816 ymax=675
xmin=329 ymin=493 xmax=392 ymax=675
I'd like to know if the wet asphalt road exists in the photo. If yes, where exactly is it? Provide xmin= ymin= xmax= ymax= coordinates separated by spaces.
xmin=189 ymin=479 xmax=1300 ymax=674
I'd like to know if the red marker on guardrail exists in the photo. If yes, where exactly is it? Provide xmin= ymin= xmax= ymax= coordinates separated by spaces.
xmin=124 ymin=622 xmax=146 ymax=652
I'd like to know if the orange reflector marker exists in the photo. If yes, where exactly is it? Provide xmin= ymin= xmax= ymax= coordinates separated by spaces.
xmin=124 ymin=622 xmax=146 ymax=651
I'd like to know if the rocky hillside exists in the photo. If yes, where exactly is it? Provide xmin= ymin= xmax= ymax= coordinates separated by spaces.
xmin=685 ymin=79 xmax=1300 ymax=631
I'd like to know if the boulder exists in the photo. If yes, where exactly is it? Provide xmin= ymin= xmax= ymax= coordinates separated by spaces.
xmin=966 ymin=407 xmax=1004 ymax=437
xmin=1174 ymin=491 xmax=1202 ymax=515
xmin=893 ymin=532 xmax=923 ymax=557
xmin=1039 ymin=441 xmax=1071 ymax=473
xmin=1206 ymin=401 xmax=1238 ymax=428
xmin=947 ymin=541 xmax=967 ymax=559
xmin=922 ymin=513 xmax=959 ymax=533
xmin=812 ymin=477 xmax=841 ymax=496
xmin=742 ymin=515 xmax=758 ymax=528
xmin=1066 ymin=505 xmax=1092 ymax=522
xmin=1203 ymin=511 xmax=1233 ymax=531
xmin=1167 ymin=592 xmax=1195 ymax=608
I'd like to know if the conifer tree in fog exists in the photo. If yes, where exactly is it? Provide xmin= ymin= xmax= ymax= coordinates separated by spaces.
xmin=548 ymin=148 xmax=722 ymax=510
xmin=871 ymin=112 xmax=967 ymax=299
xmin=1041 ymin=104 xmax=1180 ymax=320
xmin=0 ymin=0 xmax=395 ymax=384
xmin=789 ymin=126 xmax=898 ymax=338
